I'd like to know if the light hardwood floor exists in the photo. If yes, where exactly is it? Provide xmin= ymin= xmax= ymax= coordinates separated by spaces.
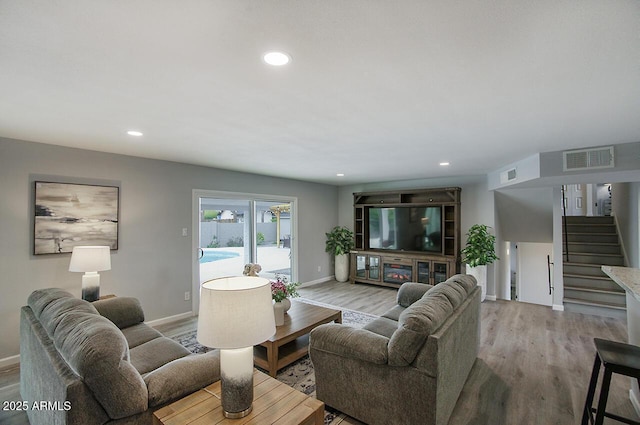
xmin=2 ymin=280 xmax=638 ymax=425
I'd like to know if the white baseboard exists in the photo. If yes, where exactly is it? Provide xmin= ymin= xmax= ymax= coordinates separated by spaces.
xmin=631 ymin=389 xmax=640 ymax=417
xmin=485 ymin=295 xmax=497 ymax=301
xmin=0 ymin=354 xmax=20 ymax=369
xmin=145 ymin=311 xmax=194 ymax=327
xmin=552 ymin=304 xmax=565 ymax=311
xmin=299 ymin=276 xmax=335 ymax=287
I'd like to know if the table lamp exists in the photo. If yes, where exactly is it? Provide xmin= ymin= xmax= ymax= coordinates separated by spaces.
xmin=197 ymin=276 xmax=276 ymax=418
xmin=69 ymin=246 xmax=111 ymax=302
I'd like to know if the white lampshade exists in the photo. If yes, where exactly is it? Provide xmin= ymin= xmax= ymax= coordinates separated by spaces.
xmin=69 ymin=246 xmax=111 ymax=272
xmin=197 ymin=276 xmax=276 ymax=349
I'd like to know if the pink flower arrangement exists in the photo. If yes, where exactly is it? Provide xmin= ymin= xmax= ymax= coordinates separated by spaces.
xmin=270 ymin=274 xmax=300 ymax=303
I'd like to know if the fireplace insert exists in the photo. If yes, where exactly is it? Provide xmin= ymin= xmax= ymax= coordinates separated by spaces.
xmin=383 ymin=263 xmax=413 ymax=285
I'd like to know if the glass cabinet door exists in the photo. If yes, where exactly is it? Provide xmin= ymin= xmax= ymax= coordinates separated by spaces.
xmin=416 ymin=261 xmax=431 ymax=284
xmin=356 ymin=255 xmax=367 ymax=278
xmin=433 ymin=262 xmax=448 ymax=284
xmin=368 ymin=256 xmax=380 ymax=280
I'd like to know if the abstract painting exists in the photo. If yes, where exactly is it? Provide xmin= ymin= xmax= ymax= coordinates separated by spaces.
xmin=34 ymin=181 xmax=119 ymax=255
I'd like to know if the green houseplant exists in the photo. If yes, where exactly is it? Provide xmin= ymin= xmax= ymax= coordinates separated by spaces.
xmin=461 ymin=224 xmax=498 ymax=302
xmin=325 ymin=226 xmax=355 ymax=282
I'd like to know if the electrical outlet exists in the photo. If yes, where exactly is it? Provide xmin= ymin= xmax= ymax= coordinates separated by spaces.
xmin=318 ymin=266 xmax=321 ymax=272
xmin=184 ymin=291 xmax=190 ymax=301
xmin=182 ymin=228 xmax=188 ymax=237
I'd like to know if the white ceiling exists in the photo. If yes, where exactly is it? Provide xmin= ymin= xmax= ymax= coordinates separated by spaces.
xmin=1 ymin=1 xmax=639 ymax=186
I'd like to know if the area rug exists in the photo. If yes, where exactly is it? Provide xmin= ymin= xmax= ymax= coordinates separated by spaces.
xmin=172 ymin=298 xmax=376 ymax=424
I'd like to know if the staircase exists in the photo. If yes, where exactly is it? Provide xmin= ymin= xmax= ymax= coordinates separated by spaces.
xmin=562 ymin=216 xmax=626 ymax=319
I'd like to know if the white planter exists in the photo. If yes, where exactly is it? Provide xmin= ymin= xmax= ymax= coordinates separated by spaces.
xmin=466 ymin=264 xmax=487 ymax=302
xmin=273 ymin=302 xmax=285 ymax=326
xmin=334 ymin=254 xmax=350 ymax=282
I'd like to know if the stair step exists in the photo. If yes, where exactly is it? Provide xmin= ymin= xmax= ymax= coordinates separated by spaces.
xmin=563 ymin=242 xmax=621 ymax=255
xmin=564 ymin=224 xmax=617 ymax=234
xmin=566 ymin=233 xmax=619 ymax=243
xmin=564 ymin=285 xmax=624 ymax=295
xmin=563 ymin=252 xmax=625 ymax=266
xmin=563 ymin=263 xmax=607 ymax=277
xmin=563 ymin=216 xmax=614 ymax=224
xmin=563 ymin=274 xmax=622 ymax=292
xmin=563 ymin=273 xmax=610 ymax=281
xmin=563 ymin=297 xmax=626 ymax=310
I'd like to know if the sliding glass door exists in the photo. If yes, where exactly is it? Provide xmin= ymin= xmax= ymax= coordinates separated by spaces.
xmin=255 ymin=201 xmax=292 ymax=282
xmin=192 ymin=191 xmax=296 ymax=312
xmin=198 ymin=198 xmax=251 ymax=283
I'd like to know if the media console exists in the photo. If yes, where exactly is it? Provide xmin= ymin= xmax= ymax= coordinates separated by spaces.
xmin=350 ymin=187 xmax=461 ymax=288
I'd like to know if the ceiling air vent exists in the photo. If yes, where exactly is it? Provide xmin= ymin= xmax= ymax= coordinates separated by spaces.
xmin=563 ymin=146 xmax=614 ymax=171
xmin=500 ymin=168 xmax=517 ymax=184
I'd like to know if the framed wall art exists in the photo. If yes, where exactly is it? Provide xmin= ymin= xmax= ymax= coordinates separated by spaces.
xmin=33 ymin=181 xmax=119 ymax=255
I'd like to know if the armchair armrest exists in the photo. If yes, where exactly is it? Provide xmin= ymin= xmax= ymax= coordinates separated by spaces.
xmin=310 ymin=324 xmax=389 ymax=365
xmin=93 ymin=297 xmax=145 ymax=329
xmin=397 ymin=282 xmax=433 ymax=307
xmin=144 ymin=350 xmax=221 ymax=407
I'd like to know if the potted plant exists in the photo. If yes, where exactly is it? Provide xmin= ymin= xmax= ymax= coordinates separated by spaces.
xmin=325 ymin=226 xmax=355 ymax=282
xmin=461 ymin=224 xmax=499 ymax=302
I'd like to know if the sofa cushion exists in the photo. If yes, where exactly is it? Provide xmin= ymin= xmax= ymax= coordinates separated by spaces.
xmin=39 ymin=296 xmax=99 ymax=337
xmin=397 ymin=282 xmax=434 ymax=307
xmin=129 ymin=337 xmax=191 ymax=375
xmin=28 ymin=288 xmax=79 ymax=318
xmin=93 ymin=297 xmax=145 ymax=329
xmin=363 ymin=316 xmax=399 ymax=339
xmin=52 ymin=311 xmax=148 ymax=419
xmin=387 ymin=292 xmax=454 ymax=366
xmin=447 ymin=274 xmax=478 ymax=294
xmin=144 ymin=351 xmax=221 ymax=407
xmin=121 ymin=323 xmax=163 ymax=349
xmin=381 ymin=305 xmax=405 ymax=322
xmin=424 ymin=281 xmax=466 ymax=310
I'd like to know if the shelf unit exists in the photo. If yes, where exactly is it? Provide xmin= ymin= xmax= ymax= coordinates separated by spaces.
xmin=351 ymin=187 xmax=461 ymax=288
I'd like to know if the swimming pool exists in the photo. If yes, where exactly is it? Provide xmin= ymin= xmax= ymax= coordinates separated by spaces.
xmin=199 ymin=250 xmax=240 ymax=264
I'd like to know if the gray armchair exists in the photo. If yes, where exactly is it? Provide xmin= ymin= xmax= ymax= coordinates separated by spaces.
xmin=309 ymin=275 xmax=480 ymax=425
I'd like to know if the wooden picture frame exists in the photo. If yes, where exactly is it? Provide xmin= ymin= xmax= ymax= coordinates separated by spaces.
xmin=33 ymin=181 xmax=119 ymax=255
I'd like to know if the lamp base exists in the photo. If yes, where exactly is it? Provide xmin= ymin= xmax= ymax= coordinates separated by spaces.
xmin=224 ymin=405 xmax=252 ymax=419
xmin=81 ymin=272 xmax=100 ymax=302
xmin=220 ymin=347 xmax=254 ymax=418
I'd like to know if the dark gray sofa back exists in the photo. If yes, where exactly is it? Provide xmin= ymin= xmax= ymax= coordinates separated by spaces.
xmin=26 ymin=289 xmax=148 ymax=419
xmin=387 ymin=275 xmax=477 ymax=366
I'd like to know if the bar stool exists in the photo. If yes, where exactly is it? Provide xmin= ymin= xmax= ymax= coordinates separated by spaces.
xmin=582 ymin=338 xmax=640 ymax=425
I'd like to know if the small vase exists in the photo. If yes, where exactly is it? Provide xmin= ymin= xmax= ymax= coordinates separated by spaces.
xmin=273 ymin=302 xmax=285 ymax=326
xmin=282 ymin=298 xmax=291 ymax=313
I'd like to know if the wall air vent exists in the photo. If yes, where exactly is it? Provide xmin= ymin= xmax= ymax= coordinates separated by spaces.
xmin=563 ymin=146 xmax=615 ymax=171
xmin=500 ymin=168 xmax=517 ymax=184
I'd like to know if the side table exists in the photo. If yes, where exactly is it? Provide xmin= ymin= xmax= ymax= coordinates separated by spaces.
xmin=153 ymin=369 xmax=324 ymax=425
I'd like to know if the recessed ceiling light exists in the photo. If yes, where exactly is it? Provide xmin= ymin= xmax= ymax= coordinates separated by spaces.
xmin=127 ymin=130 xmax=143 ymax=137
xmin=439 ymin=162 xmax=450 ymax=166
xmin=336 ymin=173 xmax=345 ymax=177
xmin=263 ymin=51 xmax=291 ymax=66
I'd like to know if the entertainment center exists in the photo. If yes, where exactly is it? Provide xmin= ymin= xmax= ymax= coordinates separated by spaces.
xmin=350 ymin=187 xmax=461 ymax=288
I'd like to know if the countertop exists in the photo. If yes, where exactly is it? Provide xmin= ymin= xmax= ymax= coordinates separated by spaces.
xmin=602 ymin=266 xmax=640 ymax=303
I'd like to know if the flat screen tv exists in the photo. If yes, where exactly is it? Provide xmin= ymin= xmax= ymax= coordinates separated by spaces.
xmin=368 ymin=206 xmax=442 ymax=253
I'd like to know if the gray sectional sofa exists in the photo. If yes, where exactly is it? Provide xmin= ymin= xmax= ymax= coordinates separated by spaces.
xmin=309 ymin=274 xmax=480 ymax=425
xmin=20 ymin=288 xmax=220 ymax=425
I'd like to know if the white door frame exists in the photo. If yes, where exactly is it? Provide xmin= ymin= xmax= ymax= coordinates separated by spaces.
xmin=191 ymin=189 xmax=298 ymax=315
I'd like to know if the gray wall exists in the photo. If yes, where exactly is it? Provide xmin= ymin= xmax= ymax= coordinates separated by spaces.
xmin=0 ymin=137 xmax=338 ymax=360
xmin=494 ymin=188 xmax=554 ymax=243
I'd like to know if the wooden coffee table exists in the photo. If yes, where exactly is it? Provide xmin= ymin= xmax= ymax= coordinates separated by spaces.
xmin=254 ymin=300 xmax=342 ymax=377
xmin=153 ymin=369 xmax=324 ymax=425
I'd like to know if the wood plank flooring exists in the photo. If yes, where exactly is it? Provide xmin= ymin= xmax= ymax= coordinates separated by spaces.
xmin=2 ymin=280 xmax=638 ymax=425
